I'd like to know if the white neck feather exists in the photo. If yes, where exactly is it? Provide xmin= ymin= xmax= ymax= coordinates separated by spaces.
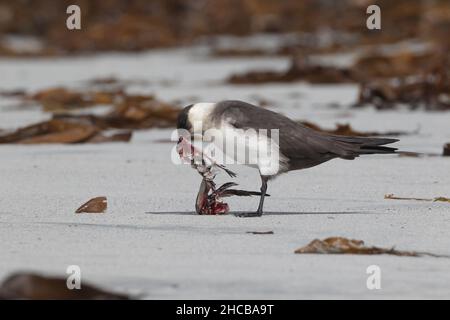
xmin=188 ymin=103 xmax=216 ymax=128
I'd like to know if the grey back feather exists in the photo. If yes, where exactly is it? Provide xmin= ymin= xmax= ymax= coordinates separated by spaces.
xmin=213 ymin=100 xmax=398 ymax=173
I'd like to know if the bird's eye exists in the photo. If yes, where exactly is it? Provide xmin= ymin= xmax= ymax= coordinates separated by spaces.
xmin=178 ymin=137 xmax=183 ymax=143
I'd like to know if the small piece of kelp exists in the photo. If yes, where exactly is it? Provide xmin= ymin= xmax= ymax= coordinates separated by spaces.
xmin=0 ymin=119 xmax=134 ymax=144
xmin=433 ymin=197 xmax=450 ymax=203
xmin=294 ymin=237 xmax=446 ymax=257
xmin=75 ymin=197 xmax=107 ymax=213
xmin=0 ymin=119 xmax=98 ymax=144
xmin=397 ymin=151 xmax=441 ymax=158
xmin=0 ymin=272 xmax=129 ymax=300
xmin=246 ymin=231 xmax=274 ymax=235
xmin=385 ymin=194 xmax=450 ymax=203
xmin=443 ymin=143 xmax=450 ymax=156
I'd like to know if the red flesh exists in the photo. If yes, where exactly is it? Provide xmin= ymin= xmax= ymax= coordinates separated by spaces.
xmin=178 ymin=137 xmax=230 ymax=215
xmin=196 ymin=186 xmax=229 ymax=215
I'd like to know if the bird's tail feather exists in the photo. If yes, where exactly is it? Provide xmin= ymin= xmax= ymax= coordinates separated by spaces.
xmin=326 ymin=136 xmax=398 ymax=159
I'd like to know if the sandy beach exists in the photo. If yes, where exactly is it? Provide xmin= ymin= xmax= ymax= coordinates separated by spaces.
xmin=1 ymin=46 xmax=449 ymax=299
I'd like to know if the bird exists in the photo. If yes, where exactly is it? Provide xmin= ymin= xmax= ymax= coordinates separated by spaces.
xmin=176 ymin=100 xmax=398 ymax=217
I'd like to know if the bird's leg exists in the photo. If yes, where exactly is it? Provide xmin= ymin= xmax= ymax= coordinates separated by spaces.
xmin=257 ymin=175 xmax=269 ymax=214
xmin=237 ymin=175 xmax=269 ymax=218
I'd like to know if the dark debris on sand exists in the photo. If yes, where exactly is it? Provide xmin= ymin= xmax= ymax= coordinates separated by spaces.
xmin=0 ymin=86 xmax=180 ymax=144
xmin=295 ymin=237 xmax=448 ymax=257
xmin=0 ymin=272 xmax=129 ymax=300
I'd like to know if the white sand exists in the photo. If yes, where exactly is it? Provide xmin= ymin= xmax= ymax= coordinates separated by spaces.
xmin=0 ymin=44 xmax=449 ymax=299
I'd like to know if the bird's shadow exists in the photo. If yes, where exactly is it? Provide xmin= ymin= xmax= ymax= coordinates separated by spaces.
xmin=145 ymin=211 xmax=380 ymax=216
